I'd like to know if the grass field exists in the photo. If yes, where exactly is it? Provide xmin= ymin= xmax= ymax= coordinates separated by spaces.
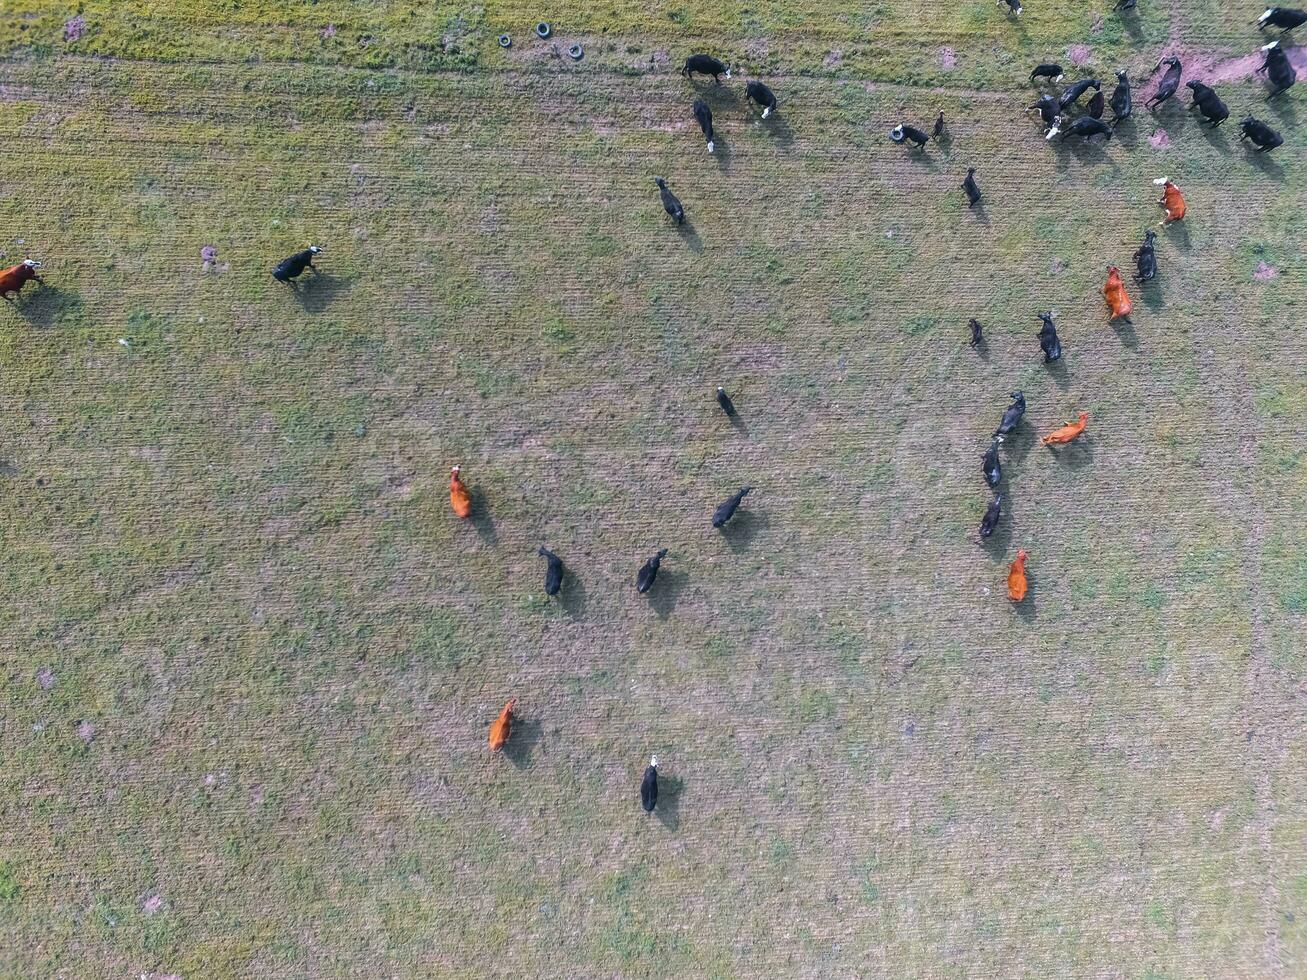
xmin=1 ymin=1 xmax=1305 ymax=977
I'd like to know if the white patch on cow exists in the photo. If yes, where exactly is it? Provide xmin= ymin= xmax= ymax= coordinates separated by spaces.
xmin=650 ymin=755 xmax=658 ymax=768
xmin=1153 ymin=176 xmax=1170 ymax=184
xmin=707 ymin=141 xmax=715 ymax=153
xmin=762 ymin=106 xmax=771 ymax=118
xmin=1262 ymin=40 xmax=1279 ymax=50
xmin=724 ymin=69 xmax=732 ymax=79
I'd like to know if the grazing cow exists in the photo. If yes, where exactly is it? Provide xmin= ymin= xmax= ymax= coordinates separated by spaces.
xmin=1155 ymin=177 xmax=1186 ymax=224
xmin=641 ymin=756 xmax=659 ymax=812
xmin=1240 ymin=116 xmax=1284 ymax=151
xmin=746 ymin=80 xmax=778 ymax=117
xmin=271 ymin=245 xmax=321 ymax=284
xmin=488 ymin=698 xmax=516 ymax=752
xmin=654 ymin=178 xmax=684 ymax=225
xmin=1258 ymin=6 xmax=1307 ymax=32
xmin=933 ymin=110 xmax=946 ymax=138
xmin=1059 ymin=78 xmax=1102 ymax=110
xmin=1007 ymin=550 xmax=1029 ymax=602
xmin=995 ymin=391 xmax=1027 ymax=436
xmin=1031 ymin=63 xmax=1065 ymax=83
xmin=1102 ymin=266 xmax=1133 ymax=322
xmin=1042 ymin=412 xmax=1089 ymax=446
xmin=889 ymin=124 xmax=930 ymax=148
xmin=1259 ymin=41 xmax=1297 ymax=97
xmin=1133 ymin=229 xmax=1159 ymax=281
xmin=682 ymin=54 xmax=730 ymax=83
xmin=538 ymin=546 xmax=563 ymax=596
xmin=962 ymin=168 xmax=982 ymax=207
xmin=712 ymin=487 xmax=752 ymax=528
xmin=980 ymin=494 xmax=1004 ymax=538
xmin=982 ymin=436 xmax=1003 ymax=488
xmin=636 ymin=549 xmax=668 ymax=594
xmin=969 ymin=318 xmax=984 ymax=347
xmin=1109 ymin=71 xmax=1133 ymax=122
xmin=1029 ymin=94 xmax=1061 ymax=130
xmin=449 ymin=465 xmax=472 ymax=519
xmin=1036 ymin=312 xmax=1063 ymax=363
xmin=0 ymin=260 xmax=43 ymax=300
xmin=1087 ymin=90 xmax=1106 ymax=119
xmin=1047 ymin=115 xmax=1113 ymax=141
xmin=692 ymin=99 xmax=715 ymax=153
xmin=998 ymin=0 xmax=1023 ymax=16
xmin=716 ymin=386 xmax=738 ymax=417
xmin=1186 ymin=81 xmax=1229 ymax=126
xmin=1147 ymin=57 xmax=1183 ymax=109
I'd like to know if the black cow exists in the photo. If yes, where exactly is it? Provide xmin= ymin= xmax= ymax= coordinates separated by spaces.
xmin=969 ymin=318 xmax=984 ymax=347
xmin=746 ymin=80 xmax=778 ymax=118
xmin=712 ymin=487 xmax=752 ymax=528
xmin=979 ymin=493 xmax=1004 ymax=538
xmin=1059 ymin=78 xmax=1102 ymax=110
xmin=692 ymin=99 xmax=716 ymax=153
xmin=538 ymin=547 xmax=564 ymax=596
xmin=682 ymin=54 xmax=731 ymax=83
xmin=271 ymin=245 xmax=322 ymax=284
xmin=1047 ymin=115 xmax=1113 ymax=140
xmin=636 ymin=549 xmax=668 ymax=594
xmin=995 ymin=391 xmax=1026 ymax=436
xmin=982 ymin=436 xmax=1003 ymax=488
xmin=962 ymin=168 xmax=982 ymax=207
xmin=998 ymin=0 xmax=1023 ymax=15
xmin=1133 ymin=229 xmax=1158 ymax=281
xmin=933 ymin=110 xmax=946 ymax=138
xmin=1240 ymin=116 xmax=1284 ymax=151
xmin=1115 ymin=0 xmax=1138 ymax=9
xmin=1036 ymin=312 xmax=1063 ymax=363
xmin=1186 ymin=81 xmax=1229 ymax=126
xmin=1031 ymin=63 xmax=1064 ymax=83
xmin=654 ymin=178 xmax=684 ymax=225
xmin=641 ymin=756 xmax=659 ymax=812
xmin=889 ymin=124 xmax=930 ymax=148
xmin=1109 ymin=70 xmax=1133 ymax=122
xmin=1259 ymin=41 xmax=1297 ymax=97
xmin=1087 ymin=90 xmax=1106 ymax=119
xmin=1258 ymin=7 xmax=1307 ymax=33
xmin=1029 ymin=94 xmax=1060 ymax=129
xmin=1147 ymin=58 xmax=1183 ymax=109
xmin=716 ymin=386 xmax=737 ymax=417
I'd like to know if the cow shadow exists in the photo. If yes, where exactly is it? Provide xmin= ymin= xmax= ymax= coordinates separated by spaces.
xmin=968 ymin=201 xmax=991 ymax=227
xmin=711 ymin=137 xmax=731 ymax=172
xmin=1163 ymin=220 xmax=1191 ymax=252
xmin=559 ymin=568 xmax=587 ymax=619
xmin=728 ymin=413 xmax=750 ymax=437
xmin=291 ymin=272 xmax=349 ymax=313
xmin=14 ymin=285 xmax=81 ymax=329
xmin=469 ymin=489 xmax=498 ymax=545
xmin=1139 ymin=279 xmax=1164 ymax=312
xmin=1014 ymin=573 xmax=1037 ymax=622
xmin=971 ymin=338 xmax=990 ymax=361
xmin=721 ymin=507 xmax=768 ymax=554
xmin=648 ymin=568 xmax=686 ymax=619
xmin=677 ymin=221 xmax=704 ymax=254
xmin=1246 ymin=149 xmax=1284 ymax=180
xmin=1112 ymin=317 xmax=1139 ymax=349
xmin=1046 ymin=356 xmax=1072 ymax=390
xmin=1114 ymin=117 xmax=1139 ymax=150
xmin=504 ymin=718 xmax=542 ymax=769
xmin=1198 ymin=121 xmax=1231 ymax=153
xmin=1002 ymin=421 xmax=1037 ymax=472
xmin=1267 ymin=95 xmax=1298 ymax=127
xmin=761 ymin=113 xmax=795 ymax=151
xmin=1049 ymin=437 xmax=1094 ymax=470
xmin=654 ymin=773 xmax=683 ymax=831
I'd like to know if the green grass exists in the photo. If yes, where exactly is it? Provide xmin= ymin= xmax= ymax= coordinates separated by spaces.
xmin=0 ymin=4 xmax=1305 ymax=978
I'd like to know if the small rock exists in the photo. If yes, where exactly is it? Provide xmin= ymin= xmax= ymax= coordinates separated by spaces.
xmin=64 ymin=16 xmax=86 ymax=42
xmin=36 ymin=667 xmax=55 ymax=690
xmin=142 ymin=894 xmax=164 ymax=915
xmin=76 ymin=720 xmax=95 ymax=744
xmin=1067 ymin=44 xmax=1092 ymax=66
xmin=1253 ymin=261 xmax=1278 ymax=282
xmin=939 ymin=47 xmax=957 ymax=70
xmin=1148 ymin=129 xmax=1170 ymax=149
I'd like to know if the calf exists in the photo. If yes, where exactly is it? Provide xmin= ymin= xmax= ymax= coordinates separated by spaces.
xmin=995 ymin=391 xmax=1026 ymax=437
xmin=933 ymin=110 xmax=946 ymax=138
xmin=537 ymin=546 xmax=564 ymax=596
xmin=1240 ymin=116 xmax=1284 ymax=151
xmin=1186 ymin=81 xmax=1229 ymax=126
xmin=1102 ymin=266 xmax=1133 ymax=323
xmin=636 ymin=549 xmax=668 ymax=594
xmin=1036 ymin=312 xmax=1063 ymax=363
xmin=1087 ymin=90 xmax=1106 ymax=119
xmin=889 ymin=123 xmax=930 ymax=148
xmin=692 ymin=99 xmax=716 ymax=153
xmin=1147 ymin=57 xmax=1183 ymax=109
xmin=1109 ymin=70 xmax=1133 ymax=122
xmin=969 ymin=318 xmax=984 ymax=347
xmin=962 ymin=168 xmax=982 ymax=207
xmin=1259 ymin=41 xmax=1297 ymax=97
xmin=1155 ymin=177 xmax=1186 ymax=224
xmin=1030 ymin=63 xmax=1064 ymax=83
xmin=982 ymin=436 xmax=1003 ymax=488
xmin=1047 ymin=115 xmax=1113 ymax=141
xmin=654 ymin=178 xmax=684 ymax=225
xmin=0 ymin=259 xmax=43 ymax=300
xmin=1133 ymin=229 xmax=1159 ymax=281
xmin=682 ymin=54 xmax=730 ymax=83
xmin=641 ymin=757 xmax=659 ymax=813
xmin=979 ymin=493 xmax=1004 ymax=538
xmin=271 ymin=245 xmax=321 ymax=284
xmin=998 ymin=0 xmax=1022 ymax=15
xmin=1257 ymin=6 xmax=1307 ymax=32
xmin=712 ymin=487 xmax=752 ymax=528
xmin=1029 ymin=94 xmax=1060 ymax=130
xmin=1059 ymin=78 xmax=1102 ymax=110
xmin=746 ymin=80 xmax=778 ymax=118
xmin=716 ymin=386 xmax=737 ymax=417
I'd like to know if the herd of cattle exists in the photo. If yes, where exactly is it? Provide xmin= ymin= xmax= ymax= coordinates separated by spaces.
xmin=0 ymin=7 xmax=1300 ymax=812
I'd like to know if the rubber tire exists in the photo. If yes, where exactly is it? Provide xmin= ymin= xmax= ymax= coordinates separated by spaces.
xmin=568 ymin=43 xmax=583 ymax=60
xmin=535 ymin=22 xmax=551 ymax=39
xmin=498 ymin=34 xmax=512 ymax=48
